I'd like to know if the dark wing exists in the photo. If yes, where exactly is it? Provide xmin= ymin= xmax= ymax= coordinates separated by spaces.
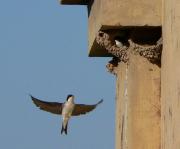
xmin=30 ymin=95 xmax=63 ymax=115
xmin=72 ymin=99 xmax=103 ymax=116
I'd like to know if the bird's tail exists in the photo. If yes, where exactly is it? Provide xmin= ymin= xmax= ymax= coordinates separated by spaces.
xmin=61 ymin=122 xmax=68 ymax=135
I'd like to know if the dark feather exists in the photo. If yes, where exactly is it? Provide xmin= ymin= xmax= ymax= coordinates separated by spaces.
xmin=72 ymin=99 xmax=103 ymax=116
xmin=30 ymin=95 xmax=63 ymax=115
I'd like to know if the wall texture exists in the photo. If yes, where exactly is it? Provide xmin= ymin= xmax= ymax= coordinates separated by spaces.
xmin=162 ymin=0 xmax=180 ymax=148
xmin=116 ymin=55 xmax=161 ymax=149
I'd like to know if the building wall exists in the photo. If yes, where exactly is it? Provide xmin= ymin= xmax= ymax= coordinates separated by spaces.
xmin=116 ymin=54 xmax=161 ymax=149
xmin=162 ymin=0 xmax=180 ymax=148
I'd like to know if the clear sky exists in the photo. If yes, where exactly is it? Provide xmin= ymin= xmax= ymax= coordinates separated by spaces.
xmin=0 ymin=0 xmax=115 ymax=148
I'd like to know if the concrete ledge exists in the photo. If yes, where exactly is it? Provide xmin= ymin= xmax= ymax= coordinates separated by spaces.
xmin=60 ymin=0 xmax=162 ymax=57
xmin=60 ymin=0 xmax=88 ymax=5
xmin=88 ymin=0 xmax=161 ymax=57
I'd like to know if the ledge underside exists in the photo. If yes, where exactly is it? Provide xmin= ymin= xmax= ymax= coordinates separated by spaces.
xmin=89 ymin=26 xmax=162 ymax=57
xmin=60 ymin=0 xmax=88 ymax=5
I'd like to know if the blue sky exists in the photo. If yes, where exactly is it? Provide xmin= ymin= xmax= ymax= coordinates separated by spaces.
xmin=0 ymin=0 xmax=115 ymax=148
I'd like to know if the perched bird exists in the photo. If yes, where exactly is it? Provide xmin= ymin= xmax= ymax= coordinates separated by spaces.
xmin=114 ymin=37 xmax=123 ymax=48
xmin=114 ymin=35 xmax=129 ymax=48
xmin=30 ymin=94 xmax=103 ymax=135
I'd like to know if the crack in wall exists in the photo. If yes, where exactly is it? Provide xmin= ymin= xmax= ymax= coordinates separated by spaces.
xmin=121 ymin=64 xmax=129 ymax=149
xmin=121 ymin=115 xmax=124 ymax=149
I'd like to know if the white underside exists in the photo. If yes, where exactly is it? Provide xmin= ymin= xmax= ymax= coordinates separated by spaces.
xmin=115 ymin=40 xmax=123 ymax=48
xmin=62 ymin=99 xmax=75 ymax=128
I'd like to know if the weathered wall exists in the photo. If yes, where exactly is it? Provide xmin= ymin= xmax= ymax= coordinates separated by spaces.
xmin=161 ymin=0 xmax=180 ymax=148
xmin=116 ymin=55 xmax=161 ymax=149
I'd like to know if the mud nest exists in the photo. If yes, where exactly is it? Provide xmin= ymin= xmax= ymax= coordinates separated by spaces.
xmin=96 ymin=31 xmax=162 ymax=65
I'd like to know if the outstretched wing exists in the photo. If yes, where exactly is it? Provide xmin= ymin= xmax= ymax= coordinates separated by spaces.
xmin=30 ymin=95 xmax=63 ymax=115
xmin=72 ymin=99 xmax=103 ymax=116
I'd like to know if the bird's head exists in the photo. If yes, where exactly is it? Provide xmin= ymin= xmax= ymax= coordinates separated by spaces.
xmin=114 ymin=36 xmax=122 ymax=41
xmin=66 ymin=94 xmax=75 ymax=102
xmin=114 ymin=36 xmax=122 ymax=46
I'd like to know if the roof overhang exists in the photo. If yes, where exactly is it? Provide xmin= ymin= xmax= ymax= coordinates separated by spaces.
xmin=60 ymin=0 xmax=88 ymax=5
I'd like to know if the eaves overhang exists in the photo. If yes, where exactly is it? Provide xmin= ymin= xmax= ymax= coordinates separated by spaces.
xmin=60 ymin=0 xmax=88 ymax=5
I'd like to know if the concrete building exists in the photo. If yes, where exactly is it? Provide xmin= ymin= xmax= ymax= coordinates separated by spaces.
xmin=60 ymin=0 xmax=180 ymax=149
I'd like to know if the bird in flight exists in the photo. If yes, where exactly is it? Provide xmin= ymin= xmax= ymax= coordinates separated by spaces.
xmin=30 ymin=94 xmax=103 ymax=135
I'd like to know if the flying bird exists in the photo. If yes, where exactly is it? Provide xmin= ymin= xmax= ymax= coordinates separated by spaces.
xmin=30 ymin=94 xmax=103 ymax=135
